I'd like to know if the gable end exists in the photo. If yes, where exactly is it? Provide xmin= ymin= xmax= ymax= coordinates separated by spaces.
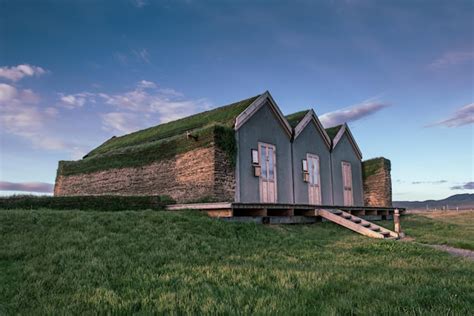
xmin=235 ymin=91 xmax=292 ymax=137
xmin=333 ymin=124 xmax=363 ymax=160
xmin=293 ymin=110 xmax=331 ymax=148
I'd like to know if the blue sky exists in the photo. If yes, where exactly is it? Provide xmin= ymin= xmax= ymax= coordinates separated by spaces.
xmin=0 ymin=0 xmax=473 ymax=200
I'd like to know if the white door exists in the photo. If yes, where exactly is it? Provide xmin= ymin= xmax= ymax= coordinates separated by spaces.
xmin=259 ymin=143 xmax=277 ymax=203
xmin=307 ymin=154 xmax=321 ymax=205
xmin=342 ymin=161 xmax=353 ymax=206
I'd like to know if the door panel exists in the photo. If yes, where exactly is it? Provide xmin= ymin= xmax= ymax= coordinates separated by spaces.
xmin=259 ymin=143 xmax=277 ymax=203
xmin=342 ymin=162 xmax=353 ymax=206
xmin=307 ymin=154 xmax=321 ymax=205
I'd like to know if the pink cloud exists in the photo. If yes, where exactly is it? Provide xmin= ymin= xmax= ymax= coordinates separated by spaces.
xmin=0 ymin=181 xmax=53 ymax=193
xmin=429 ymin=51 xmax=474 ymax=69
xmin=320 ymin=101 xmax=390 ymax=127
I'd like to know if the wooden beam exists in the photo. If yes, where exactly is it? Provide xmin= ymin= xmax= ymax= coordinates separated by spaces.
xmin=234 ymin=208 xmax=267 ymax=217
xmin=167 ymin=202 xmax=232 ymax=211
xmin=295 ymin=209 xmax=318 ymax=216
xmin=207 ymin=209 xmax=233 ymax=218
xmin=268 ymin=209 xmax=294 ymax=216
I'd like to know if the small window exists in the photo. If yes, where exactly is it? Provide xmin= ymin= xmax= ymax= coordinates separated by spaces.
xmin=251 ymin=149 xmax=259 ymax=164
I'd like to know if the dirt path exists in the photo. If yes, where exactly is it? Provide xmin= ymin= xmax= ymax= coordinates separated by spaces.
xmin=426 ymin=244 xmax=474 ymax=261
xmin=400 ymin=237 xmax=474 ymax=261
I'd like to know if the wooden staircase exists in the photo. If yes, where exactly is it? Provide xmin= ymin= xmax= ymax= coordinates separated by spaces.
xmin=317 ymin=209 xmax=399 ymax=239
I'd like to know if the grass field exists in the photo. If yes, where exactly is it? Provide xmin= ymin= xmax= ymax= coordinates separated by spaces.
xmin=402 ymin=211 xmax=474 ymax=251
xmin=1 ymin=210 xmax=473 ymax=314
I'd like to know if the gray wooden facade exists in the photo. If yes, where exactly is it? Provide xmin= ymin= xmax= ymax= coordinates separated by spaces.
xmin=234 ymin=92 xmax=364 ymax=206
xmin=291 ymin=111 xmax=333 ymax=205
xmin=329 ymin=124 xmax=364 ymax=206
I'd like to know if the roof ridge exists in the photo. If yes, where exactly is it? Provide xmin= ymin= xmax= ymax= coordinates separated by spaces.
xmin=85 ymin=94 xmax=260 ymax=158
xmin=285 ymin=109 xmax=311 ymax=128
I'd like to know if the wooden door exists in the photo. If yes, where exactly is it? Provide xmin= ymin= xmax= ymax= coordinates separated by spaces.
xmin=342 ymin=161 xmax=353 ymax=206
xmin=259 ymin=143 xmax=277 ymax=203
xmin=307 ymin=154 xmax=321 ymax=205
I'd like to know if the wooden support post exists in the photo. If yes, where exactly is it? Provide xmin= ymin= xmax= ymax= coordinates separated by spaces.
xmin=394 ymin=209 xmax=404 ymax=238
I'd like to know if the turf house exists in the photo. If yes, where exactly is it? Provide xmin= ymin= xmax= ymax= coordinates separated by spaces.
xmin=55 ymin=91 xmax=393 ymax=209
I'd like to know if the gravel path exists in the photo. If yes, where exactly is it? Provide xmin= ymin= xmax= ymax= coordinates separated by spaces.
xmin=426 ymin=244 xmax=474 ymax=261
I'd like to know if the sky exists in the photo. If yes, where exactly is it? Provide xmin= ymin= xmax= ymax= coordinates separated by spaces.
xmin=0 ymin=0 xmax=473 ymax=200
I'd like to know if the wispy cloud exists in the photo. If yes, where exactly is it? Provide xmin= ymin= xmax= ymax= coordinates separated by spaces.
xmin=131 ymin=0 xmax=148 ymax=8
xmin=451 ymin=182 xmax=474 ymax=190
xmin=0 ymin=82 xmax=88 ymax=156
xmin=114 ymin=49 xmax=151 ymax=65
xmin=0 ymin=181 xmax=54 ymax=193
xmin=427 ymin=103 xmax=474 ymax=128
xmin=0 ymin=83 xmax=59 ymax=149
xmin=0 ymin=64 xmax=47 ymax=82
xmin=429 ymin=50 xmax=474 ymax=69
xmin=113 ymin=52 xmax=128 ymax=66
xmin=59 ymin=80 xmax=211 ymax=135
xmin=320 ymin=99 xmax=390 ymax=127
xmin=412 ymin=180 xmax=448 ymax=185
xmin=58 ymin=92 xmax=95 ymax=109
xmin=101 ymin=112 xmax=144 ymax=134
xmin=133 ymin=48 xmax=151 ymax=64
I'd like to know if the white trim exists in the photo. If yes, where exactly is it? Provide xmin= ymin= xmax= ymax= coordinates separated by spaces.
xmin=332 ymin=124 xmax=346 ymax=148
xmin=167 ymin=202 xmax=232 ymax=210
xmin=342 ymin=161 xmax=354 ymax=206
xmin=258 ymin=142 xmax=278 ymax=203
xmin=307 ymin=153 xmax=322 ymax=205
xmin=332 ymin=123 xmax=362 ymax=160
xmin=234 ymin=132 xmax=240 ymax=202
xmin=344 ymin=124 xmax=363 ymax=160
xmin=235 ymin=91 xmax=292 ymax=137
xmin=294 ymin=109 xmax=331 ymax=148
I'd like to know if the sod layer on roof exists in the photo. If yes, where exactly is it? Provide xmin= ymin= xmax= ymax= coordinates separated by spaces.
xmin=285 ymin=110 xmax=310 ymax=128
xmin=86 ymin=95 xmax=260 ymax=157
xmin=58 ymin=124 xmax=236 ymax=176
xmin=325 ymin=124 xmax=343 ymax=140
xmin=362 ymin=157 xmax=391 ymax=180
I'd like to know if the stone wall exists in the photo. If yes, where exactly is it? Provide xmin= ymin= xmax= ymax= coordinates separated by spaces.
xmin=54 ymin=145 xmax=235 ymax=203
xmin=362 ymin=157 xmax=392 ymax=207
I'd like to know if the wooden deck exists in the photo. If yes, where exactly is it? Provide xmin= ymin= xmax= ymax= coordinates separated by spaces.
xmin=167 ymin=202 xmax=405 ymax=220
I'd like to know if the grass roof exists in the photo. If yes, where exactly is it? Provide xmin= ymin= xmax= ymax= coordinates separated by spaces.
xmin=285 ymin=110 xmax=310 ymax=128
xmin=362 ymin=157 xmax=391 ymax=180
xmin=59 ymin=124 xmax=237 ymax=176
xmin=324 ymin=124 xmax=343 ymax=140
xmin=86 ymin=94 xmax=260 ymax=157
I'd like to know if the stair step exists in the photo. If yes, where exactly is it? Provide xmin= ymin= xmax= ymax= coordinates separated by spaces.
xmin=318 ymin=209 xmax=399 ymax=240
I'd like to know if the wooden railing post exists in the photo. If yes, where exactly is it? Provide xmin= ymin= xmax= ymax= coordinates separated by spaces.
xmin=394 ymin=209 xmax=404 ymax=238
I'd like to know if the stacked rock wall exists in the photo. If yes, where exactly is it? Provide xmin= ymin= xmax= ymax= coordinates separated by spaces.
xmin=362 ymin=157 xmax=392 ymax=207
xmin=54 ymin=146 xmax=235 ymax=203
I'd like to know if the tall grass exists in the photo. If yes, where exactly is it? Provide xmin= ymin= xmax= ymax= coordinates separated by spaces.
xmin=0 ymin=195 xmax=173 ymax=211
xmin=1 ymin=210 xmax=473 ymax=314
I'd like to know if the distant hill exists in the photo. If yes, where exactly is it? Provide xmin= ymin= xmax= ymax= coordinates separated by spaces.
xmin=394 ymin=194 xmax=474 ymax=210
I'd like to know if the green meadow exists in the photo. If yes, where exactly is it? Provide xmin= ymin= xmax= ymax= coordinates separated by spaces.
xmin=1 ymin=210 xmax=473 ymax=314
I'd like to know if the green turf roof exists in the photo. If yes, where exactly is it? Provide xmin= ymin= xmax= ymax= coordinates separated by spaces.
xmin=285 ymin=110 xmax=310 ymax=128
xmin=59 ymin=124 xmax=237 ymax=176
xmin=325 ymin=124 xmax=343 ymax=140
xmin=86 ymin=94 xmax=260 ymax=157
xmin=362 ymin=157 xmax=391 ymax=180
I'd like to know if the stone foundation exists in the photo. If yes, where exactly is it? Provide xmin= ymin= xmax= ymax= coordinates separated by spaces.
xmin=362 ymin=157 xmax=392 ymax=207
xmin=54 ymin=146 xmax=235 ymax=203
